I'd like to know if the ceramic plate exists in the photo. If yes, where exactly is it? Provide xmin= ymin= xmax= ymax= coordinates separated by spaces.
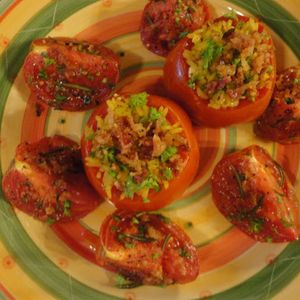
xmin=0 ymin=0 xmax=300 ymax=299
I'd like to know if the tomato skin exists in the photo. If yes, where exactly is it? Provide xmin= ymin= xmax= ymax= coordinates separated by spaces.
xmin=140 ymin=0 xmax=210 ymax=57
xmin=23 ymin=37 xmax=120 ymax=111
xmin=254 ymin=65 xmax=300 ymax=144
xmin=81 ymin=94 xmax=200 ymax=211
xmin=163 ymin=16 xmax=276 ymax=127
xmin=2 ymin=135 xmax=100 ymax=222
xmin=96 ymin=210 xmax=199 ymax=286
xmin=211 ymin=145 xmax=300 ymax=242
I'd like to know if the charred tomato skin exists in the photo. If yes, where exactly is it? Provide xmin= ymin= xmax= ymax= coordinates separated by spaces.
xmin=140 ymin=0 xmax=210 ymax=57
xmin=81 ymin=94 xmax=200 ymax=212
xmin=96 ymin=210 xmax=199 ymax=286
xmin=2 ymin=135 xmax=100 ymax=223
xmin=23 ymin=37 xmax=120 ymax=111
xmin=211 ymin=145 xmax=300 ymax=242
xmin=254 ymin=65 xmax=300 ymax=144
xmin=163 ymin=16 xmax=276 ymax=127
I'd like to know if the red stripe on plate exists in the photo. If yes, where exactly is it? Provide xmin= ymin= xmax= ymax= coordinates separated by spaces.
xmin=0 ymin=0 xmax=23 ymax=23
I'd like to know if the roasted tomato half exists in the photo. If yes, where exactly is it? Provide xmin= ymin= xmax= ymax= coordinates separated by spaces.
xmin=81 ymin=92 xmax=199 ymax=211
xmin=96 ymin=210 xmax=199 ymax=287
xmin=2 ymin=135 xmax=100 ymax=223
xmin=211 ymin=145 xmax=300 ymax=242
xmin=163 ymin=13 xmax=276 ymax=127
xmin=140 ymin=0 xmax=210 ymax=57
xmin=254 ymin=65 xmax=300 ymax=143
xmin=23 ymin=37 xmax=120 ymax=111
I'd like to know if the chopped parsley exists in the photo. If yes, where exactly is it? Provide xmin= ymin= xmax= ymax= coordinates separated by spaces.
xmin=249 ymin=219 xmax=264 ymax=233
xmin=202 ymin=40 xmax=223 ymax=70
xmin=129 ymin=92 xmax=149 ymax=108
xmin=284 ymin=97 xmax=295 ymax=104
xmin=44 ymin=57 xmax=55 ymax=66
xmin=163 ymin=168 xmax=173 ymax=180
xmin=161 ymin=146 xmax=178 ymax=163
xmin=223 ymin=10 xmax=238 ymax=19
xmin=149 ymin=107 xmax=163 ymax=121
xmin=38 ymin=69 xmax=48 ymax=80
xmin=63 ymin=200 xmax=72 ymax=216
xmin=179 ymin=31 xmax=189 ymax=39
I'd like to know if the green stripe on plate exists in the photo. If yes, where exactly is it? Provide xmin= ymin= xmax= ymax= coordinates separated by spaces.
xmin=0 ymin=0 xmax=14 ymax=15
xmin=0 ymin=1 xmax=299 ymax=300
xmin=0 ymin=292 xmax=8 ymax=300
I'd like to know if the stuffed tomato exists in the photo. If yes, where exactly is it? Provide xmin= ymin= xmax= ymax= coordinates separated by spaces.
xmin=23 ymin=37 xmax=120 ymax=111
xmin=254 ymin=65 xmax=300 ymax=143
xmin=164 ymin=13 xmax=276 ymax=127
xmin=2 ymin=136 xmax=100 ymax=223
xmin=81 ymin=92 xmax=199 ymax=211
xmin=96 ymin=210 xmax=199 ymax=286
xmin=140 ymin=0 xmax=210 ymax=57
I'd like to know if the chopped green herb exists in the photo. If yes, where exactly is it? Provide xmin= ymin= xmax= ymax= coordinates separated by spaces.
xmin=125 ymin=242 xmax=135 ymax=249
xmin=274 ymin=161 xmax=285 ymax=187
xmin=284 ymin=97 xmax=295 ymax=105
xmin=108 ymin=169 xmax=118 ymax=178
xmin=179 ymin=31 xmax=189 ymax=39
xmin=266 ymin=237 xmax=273 ymax=243
xmin=139 ymin=176 xmax=160 ymax=192
xmin=38 ymin=69 xmax=48 ymax=80
xmin=160 ymin=146 xmax=177 ymax=163
xmin=46 ymin=217 xmax=56 ymax=225
xmin=111 ymin=225 xmax=118 ymax=232
xmin=188 ymin=78 xmax=196 ymax=89
xmin=157 ymin=214 xmax=171 ymax=224
xmin=114 ymin=274 xmax=140 ymax=289
xmin=131 ymin=217 xmax=139 ymax=225
xmin=250 ymin=219 xmax=264 ymax=233
xmin=122 ymin=233 xmax=156 ymax=243
xmin=281 ymin=219 xmax=294 ymax=228
xmin=163 ymin=168 xmax=173 ymax=180
xmin=44 ymin=57 xmax=55 ymax=66
xmin=55 ymin=94 xmax=67 ymax=104
xmin=224 ymin=10 xmax=237 ymax=19
xmin=112 ymin=215 xmax=121 ymax=222
xmin=104 ymin=147 xmax=117 ymax=164
xmin=179 ymin=247 xmax=191 ymax=258
xmin=87 ymin=74 xmax=94 ymax=81
xmin=152 ymin=253 xmax=161 ymax=260
xmin=85 ymin=132 xmax=95 ymax=141
xmin=184 ymin=221 xmax=194 ymax=229
xmin=294 ymin=78 xmax=300 ymax=84
xmin=58 ymin=118 xmax=66 ymax=124
xmin=149 ymin=107 xmax=163 ymax=121
xmin=230 ymin=165 xmax=245 ymax=198
xmin=175 ymin=17 xmax=180 ymax=25
xmin=61 ymin=82 xmax=92 ymax=92
xmin=129 ymin=92 xmax=149 ymax=108
xmin=143 ymin=197 xmax=150 ymax=203
xmin=266 ymin=65 xmax=273 ymax=73
xmin=28 ymin=75 xmax=33 ymax=84
xmin=63 ymin=200 xmax=72 ymax=216
xmin=124 ymin=176 xmax=137 ymax=198
xmin=83 ymin=95 xmax=91 ymax=105
xmin=202 ymin=40 xmax=224 ymax=70
xmin=162 ymin=233 xmax=172 ymax=251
